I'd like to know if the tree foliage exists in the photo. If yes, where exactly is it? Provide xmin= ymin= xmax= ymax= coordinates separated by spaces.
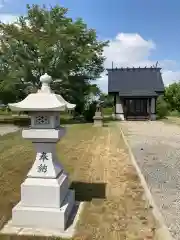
xmin=0 ymin=4 xmax=108 ymax=110
xmin=99 ymin=93 xmax=113 ymax=107
xmin=164 ymin=82 xmax=180 ymax=112
xmin=156 ymin=95 xmax=169 ymax=118
xmin=83 ymin=101 xmax=97 ymax=122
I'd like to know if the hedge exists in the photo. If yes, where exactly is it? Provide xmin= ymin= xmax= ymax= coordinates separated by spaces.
xmin=0 ymin=115 xmax=30 ymax=126
xmin=0 ymin=115 xmax=85 ymax=126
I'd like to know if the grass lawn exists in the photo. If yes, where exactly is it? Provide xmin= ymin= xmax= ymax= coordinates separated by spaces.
xmin=161 ymin=116 xmax=180 ymax=126
xmin=0 ymin=122 xmax=156 ymax=240
xmin=102 ymin=107 xmax=113 ymax=116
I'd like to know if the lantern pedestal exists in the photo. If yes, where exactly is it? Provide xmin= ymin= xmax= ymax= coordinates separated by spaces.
xmin=93 ymin=112 xmax=103 ymax=127
xmin=93 ymin=103 xmax=103 ymax=127
xmin=93 ymin=116 xmax=103 ymax=126
xmin=11 ymin=127 xmax=75 ymax=230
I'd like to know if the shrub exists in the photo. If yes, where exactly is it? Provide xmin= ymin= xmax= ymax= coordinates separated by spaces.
xmin=83 ymin=101 xmax=97 ymax=122
xmin=156 ymin=95 xmax=169 ymax=119
xmin=169 ymin=110 xmax=180 ymax=117
xmin=0 ymin=115 xmax=76 ymax=126
xmin=0 ymin=115 xmax=30 ymax=126
xmin=102 ymin=107 xmax=113 ymax=115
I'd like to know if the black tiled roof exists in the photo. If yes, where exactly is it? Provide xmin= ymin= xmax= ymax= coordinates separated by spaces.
xmin=107 ymin=67 xmax=165 ymax=96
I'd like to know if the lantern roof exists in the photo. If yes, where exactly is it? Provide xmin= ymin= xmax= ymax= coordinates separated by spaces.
xmin=8 ymin=73 xmax=76 ymax=112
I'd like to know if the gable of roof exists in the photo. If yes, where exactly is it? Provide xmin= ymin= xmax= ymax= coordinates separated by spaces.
xmin=107 ymin=67 xmax=165 ymax=95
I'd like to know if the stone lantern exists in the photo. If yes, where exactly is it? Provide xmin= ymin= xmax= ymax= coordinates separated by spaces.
xmin=93 ymin=102 xmax=103 ymax=127
xmin=7 ymin=73 xmax=76 ymax=232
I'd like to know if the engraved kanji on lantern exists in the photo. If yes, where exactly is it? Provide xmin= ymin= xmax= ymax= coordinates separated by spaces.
xmin=8 ymin=73 xmax=76 ymax=231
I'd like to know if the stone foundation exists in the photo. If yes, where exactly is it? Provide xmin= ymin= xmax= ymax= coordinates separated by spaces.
xmin=12 ymin=171 xmax=75 ymax=230
xmin=150 ymin=113 xmax=156 ymax=121
xmin=93 ymin=117 xmax=103 ymax=126
xmin=115 ymin=113 xmax=125 ymax=121
xmin=93 ymin=111 xmax=103 ymax=127
xmin=12 ymin=190 xmax=74 ymax=230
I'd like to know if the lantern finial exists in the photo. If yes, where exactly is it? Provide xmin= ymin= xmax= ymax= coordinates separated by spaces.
xmin=40 ymin=73 xmax=52 ymax=93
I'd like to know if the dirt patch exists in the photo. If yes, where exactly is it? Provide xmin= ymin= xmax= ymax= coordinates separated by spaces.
xmin=72 ymin=123 xmax=155 ymax=240
xmin=0 ymin=125 xmax=19 ymax=136
xmin=163 ymin=116 xmax=180 ymax=126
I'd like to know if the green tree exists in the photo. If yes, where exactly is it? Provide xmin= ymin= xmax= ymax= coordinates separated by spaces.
xmin=0 ymin=4 xmax=108 ymax=110
xmin=156 ymin=95 xmax=169 ymax=119
xmin=99 ymin=93 xmax=114 ymax=107
xmin=164 ymin=82 xmax=180 ymax=112
xmin=89 ymin=84 xmax=101 ymax=98
xmin=85 ymin=84 xmax=101 ymax=106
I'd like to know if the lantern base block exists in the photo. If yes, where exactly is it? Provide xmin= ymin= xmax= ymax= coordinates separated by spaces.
xmin=1 ymin=201 xmax=85 ymax=238
xmin=93 ymin=116 xmax=103 ymax=127
xmin=11 ymin=190 xmax=75 ymax=231
xmin=21 ymin=172 xmax=69 ymax=208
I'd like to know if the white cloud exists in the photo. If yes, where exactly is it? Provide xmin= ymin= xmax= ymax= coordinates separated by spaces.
xmin=96 ymin=32 xmax=180 ymax=92
xmin=0 ymin=14 xmax=18 ymax=23
xmin=0 ymin=0 xmax=18 ymax=23
xmin=0 ymin=0 xmax=8 ymax=9
xmin=0 ymin=0 xmax=19 ymax=22
xmin=94 ymin=73 xmax=108 ymax=93
xmin=162 ymin=70 xmax=180 ymax=86
xmin=103 ymin=33 xmax=156 ymax=68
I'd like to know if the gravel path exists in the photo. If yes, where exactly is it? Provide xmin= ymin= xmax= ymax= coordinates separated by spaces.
xmin=120 ymin=121 xmax=180 ymax=239
xmin=0 ymin=124 xmax=19 ymax=136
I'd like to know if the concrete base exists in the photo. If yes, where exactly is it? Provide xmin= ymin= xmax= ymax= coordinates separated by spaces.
xmin=93 ymin=119 xmax=103 ymax=127
xmin=93 ymin=116 xmax=103 ymax=127
xmin=115 ymin=113 xmax=124 ymax=121
xmin=1 ymin=201 xmax=85 ymax=238
xmin=12 ymin=190 xmax=74 ymax=230
xmin=150 ymin=113 xmax=156 ymax=121
xmin=11 ymin=172 xmax=75 ymax=231
xmin=21 ymin=173 xmax=69 ymax=208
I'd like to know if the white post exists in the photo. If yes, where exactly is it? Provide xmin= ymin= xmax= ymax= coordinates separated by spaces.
xmin=115 ymin=94 xmax=124 ymax=120
xmin=147 ymin=99 xmax=149 ymax=114
xmin=150 ymin=97 xmax=156 ymax=120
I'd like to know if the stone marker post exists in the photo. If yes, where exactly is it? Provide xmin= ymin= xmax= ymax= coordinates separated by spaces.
xmin=8 ymin=73 xmax=76 ymax=231
xmin=93 ymin=102 xmax=103 ymax=127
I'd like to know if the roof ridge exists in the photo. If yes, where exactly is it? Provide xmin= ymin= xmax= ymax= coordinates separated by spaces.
xmin=106 ymin=67 xmax=161 ymax=71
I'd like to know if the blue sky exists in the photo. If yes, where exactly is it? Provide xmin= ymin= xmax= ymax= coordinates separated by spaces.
xmin=0 ymin=0 xmax=180 ymax=92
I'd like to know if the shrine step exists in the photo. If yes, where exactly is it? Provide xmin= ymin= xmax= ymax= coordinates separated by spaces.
xmin=126 ymin=116 xmax=149 ymax=121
